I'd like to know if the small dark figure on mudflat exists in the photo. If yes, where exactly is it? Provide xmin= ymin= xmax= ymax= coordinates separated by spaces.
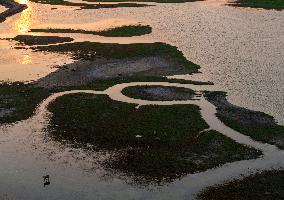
xmin=43 ymin=175 xmax=50 ymax=187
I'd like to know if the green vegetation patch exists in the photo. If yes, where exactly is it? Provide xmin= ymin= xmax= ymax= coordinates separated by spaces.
xmin=0 ymin=83 xmax=50 ymax=124
xmin=30 ymin=0 xmax=149 ymax=9
xmin=122 ymin=85 xmax=196 ymax=101
xmin=48 ymin=93 xmax=261 ymax=183
xmin=48 ymin=94 xmax=208 ymax=149
xmin=12 ymin=35 xmax=74 ymax=45
xmin=32 ymin=41 xmax=200 ymax=73
xmin=205 ymin=91 xmax=284 ymax=149
xmin=229 ymin=0 xmax=284 ymax=10
xmin=198 ymin=170 xmax=284 ymax=200
xmin=0 ymin=78 xmax=210 ymax=123
xmin=30 ymin=25 xmax=152 ymax=37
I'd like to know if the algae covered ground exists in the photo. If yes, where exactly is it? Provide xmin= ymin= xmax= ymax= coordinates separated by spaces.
xmin=0 ymin=31 xmax=279 ymax=187
xmin=32 ymin=41 xmax=200 ymax=73
xmin=29 ymin=0 xmax=148 ymax=9
xmin=229 ymin=0 xmax=284 ymax=10
xmin=47 ymin=93 xmax=261 ymax=183
xmin=26 ymin=40 xmax=201 ymax=87
xmin=0 ymin=77 xmax=210 ymax=124
xmin=198 ymin=170 xmax=284 ymax=200
xmin=12 ymin=35 xmax=74 ymax=45
xmin=122 ymin=85 xmax=196 ymax=101
xmin=0 ymin=83 xmax=50 ymax=124
xmin=30 ymin=25 xmax=152 ymax=37
xmin=205 ymin=91 xmax=284 ymax=149
xmin=0 ymin=0 xmax=283 ymax=197
xmin=83 ymin=0 xmax=202 ymax=3
xmin=82 ymin=0 xmax=284 ymax=10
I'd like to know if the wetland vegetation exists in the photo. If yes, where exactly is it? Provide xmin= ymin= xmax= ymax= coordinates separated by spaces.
xmin=12 ymin=35 xmax=74 ymax=45
xmin=0 ymin=0 xmax=283 ymax=197
xmin=1 ymin=29 xmax=281 ymax=187
xmin=83 ymin=0 xmax=203 ymax=3
xmin=29 ymin=0 xmax=148 ymax=9
xmin=0 ymin=77 xmax=210 ymax=125
xmin=26 ymin=40 xmax=201 ymax=87
xmin=30 ymin=25 xmax=152 ymax=37
xmin=32 ymin=41 xmax=199 ymax=74
xmin=205 ymin=91 xmax=284 ymax=149
xmin=229 ymin=0 xmax=284 ymax=10
xmin=122 ymin=85 xmax=196 ymax=101
xmin=0 ymin=83 xmax=50 ymax=124
xmin=198 ymin=170 xmax=284 ymax=200
xmin=48 ymin=93 xmax=261 ymax=183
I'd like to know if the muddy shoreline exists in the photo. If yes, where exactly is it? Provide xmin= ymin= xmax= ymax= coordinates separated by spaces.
xmin=205 ymin=92 xmax=284 ymax=149
xmin=0 ymin=0 xmax=27 ymax=22
xmin=0 ymin=0 xmax=283 ymax=198
xmin=34 ymin=56 xmax=193 ymax=88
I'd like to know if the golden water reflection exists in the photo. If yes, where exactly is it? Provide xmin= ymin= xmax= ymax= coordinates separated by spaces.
xmin=18 ymin=54 xmax=32 ymax=64
xmin=14 ymin=0 xmax=33 ymax=34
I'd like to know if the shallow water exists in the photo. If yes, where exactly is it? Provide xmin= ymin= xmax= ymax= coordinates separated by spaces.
xmin=0 ymin=0 xmax=284 ymax=198
xmin=0 ymin=0 xmax=283 ymax=124
xmin=79 ymin=0 xmax=284 ymax=125
xmin=32 ymin=18 xmax=146 ymax=32
xmin=0 ymin=5 xmax=6 ymax=13
xmin=0 ymin=82 xmax=283 ymax=199
xmin=0 ymin=2 xmax=154 ymax=81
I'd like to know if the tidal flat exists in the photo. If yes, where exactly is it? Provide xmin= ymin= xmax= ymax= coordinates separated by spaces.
xmin=0 ymin=0 xmax=284 ymax=199
xmin=198 ymin=170 xmax=284 ymax=200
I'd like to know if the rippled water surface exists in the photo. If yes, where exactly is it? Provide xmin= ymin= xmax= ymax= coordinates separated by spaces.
xmin=81 ymin=1 xmax=284 ymax=125
xmin=0 ymin=0 xmax=284 ymax=199
xmin=1 ymin=82 xmax=283 ymax=200
xmin=1 ymin=0 xmax=283 ymax=124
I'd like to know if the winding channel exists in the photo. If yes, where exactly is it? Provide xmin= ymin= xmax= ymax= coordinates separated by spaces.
xmin=1 ymin=82 xmax=284 ymax=199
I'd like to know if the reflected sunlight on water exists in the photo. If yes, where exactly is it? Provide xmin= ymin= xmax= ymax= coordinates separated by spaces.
xmin=13 ymin=0 xmax=33 ymax=64
xmin=18 ymin=54 xmax=32 ymax=64
xmin=14 ymin=0 xmax=33 ymax=33
xmin=33 ymin=18 xmax=144 ymax=32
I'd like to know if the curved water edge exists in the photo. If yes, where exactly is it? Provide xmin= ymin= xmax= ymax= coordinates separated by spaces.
xmin=105 ymin=82 xmax=280 ymax=154
xmin=0 ymin=81 xmax=283 ymax=199
xmin=0 ymin=0 xmax=27 ymax=23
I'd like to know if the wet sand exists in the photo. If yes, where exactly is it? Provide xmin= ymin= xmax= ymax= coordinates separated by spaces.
xmin=35 ymin=56 xmax=191 ymax=88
